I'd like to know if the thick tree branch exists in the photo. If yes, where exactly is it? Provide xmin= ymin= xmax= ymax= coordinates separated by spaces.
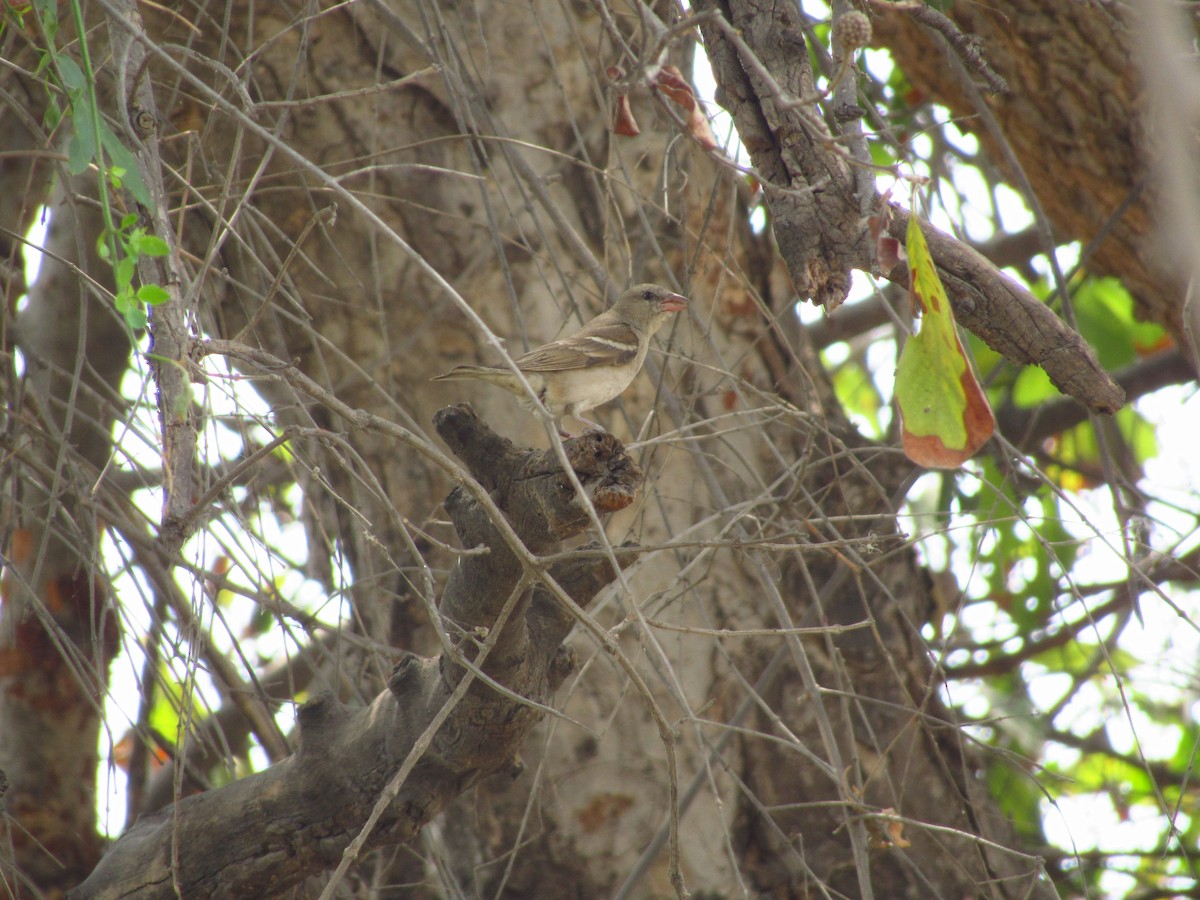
xmin=885 ymin=207 xmax=1126 ymax=414
xmin=1135 ymin=2 xmax=1200 ymax=368
xmin=696 ymin=0 xmax=861 ymax=311
xmin=70 ymin=407 xmax=643 ymax=899
xmin=695 ymin=0 xmax=1126 ymax=416
xmin=871 ymin=2 xmax=1190 ymax=355
xmin=136 ymin=632 xmax=337 ymax=817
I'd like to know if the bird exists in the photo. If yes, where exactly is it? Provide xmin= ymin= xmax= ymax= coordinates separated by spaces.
xmin=431 ymin=283 xmax=689 ymax=435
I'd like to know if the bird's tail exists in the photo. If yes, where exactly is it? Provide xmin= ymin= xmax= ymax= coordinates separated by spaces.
xmin=429 ymin=365 xmax=495 ymax=382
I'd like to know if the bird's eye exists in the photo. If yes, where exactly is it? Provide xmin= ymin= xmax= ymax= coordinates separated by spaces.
xmin=642 ymin=290 xmax=655 ymax=301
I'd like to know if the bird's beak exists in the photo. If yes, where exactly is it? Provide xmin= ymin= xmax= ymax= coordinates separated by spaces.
xmin=660 ymin=292 xmax=689 ymax=313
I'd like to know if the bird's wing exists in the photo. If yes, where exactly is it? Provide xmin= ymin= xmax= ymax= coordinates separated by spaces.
xmin=516 ymin=320 xmax=640 ymax=372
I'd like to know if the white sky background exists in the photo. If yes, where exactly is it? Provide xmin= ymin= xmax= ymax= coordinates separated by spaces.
xmin=12 ymin=4 xmax=1199 ymax=893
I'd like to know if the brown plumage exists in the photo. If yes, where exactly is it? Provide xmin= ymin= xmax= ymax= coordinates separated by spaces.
xmin=431 ymin=283 xmax=688 ymax=434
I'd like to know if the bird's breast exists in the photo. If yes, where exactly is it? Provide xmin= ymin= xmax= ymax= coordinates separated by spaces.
xmin=539 ymin=361 xmax=640 ymax=416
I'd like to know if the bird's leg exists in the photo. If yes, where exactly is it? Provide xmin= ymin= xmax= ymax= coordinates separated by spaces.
xmin=572 ymin=413 xmax=606 ymax=434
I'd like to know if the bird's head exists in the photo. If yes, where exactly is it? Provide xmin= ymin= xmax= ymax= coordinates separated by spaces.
xmin=617 ymin=283 xmax=689 ymax=331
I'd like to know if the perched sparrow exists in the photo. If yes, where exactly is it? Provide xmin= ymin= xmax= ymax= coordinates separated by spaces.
xmin=431 ymin=283 xmax=688 ymax=434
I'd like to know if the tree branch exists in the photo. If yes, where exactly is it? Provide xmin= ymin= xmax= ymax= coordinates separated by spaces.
xmin=70 ymin=407 xmax=642 ymax=899
xmin=907 ymin=3 xmax=1008 ymax=94
xmin=885 ymin=207 xmax=1126 ymax=414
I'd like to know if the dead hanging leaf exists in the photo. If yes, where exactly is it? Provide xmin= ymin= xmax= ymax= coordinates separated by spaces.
xmin=866 ymin=808 xmax=912 ymax=849
xmin=882 ymin=809 xmax=912 ymax=848
xmin=653 ymin=65 xmax=698 ymax=109
xmin=613 ymin=93 xmax=640 ymax=137
xmin=652 ymin=65 xmax=719 ymax=151
xmin=869 ymin=191 xmax=903 ymax=272
xmin=609 ymin=63 xmax=719 ymax=149
xmin=869 ymin=215 xmax=902 ymax=273
xmin=875 ymin=230 xmax=902 ymax=272
xmin=608 ymin=65 xmax=641 ymax=137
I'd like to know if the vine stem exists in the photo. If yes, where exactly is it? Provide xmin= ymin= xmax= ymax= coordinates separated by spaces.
xmin=65 ymin=0 xmax=118 ymax=261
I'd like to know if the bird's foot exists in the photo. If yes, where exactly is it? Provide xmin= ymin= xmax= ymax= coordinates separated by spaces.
xmin=574 ymin=416 xmax=607 ymax=435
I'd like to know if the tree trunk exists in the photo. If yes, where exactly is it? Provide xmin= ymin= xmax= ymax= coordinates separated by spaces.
xmin=1 ymin=85 xmax=128 ymax=891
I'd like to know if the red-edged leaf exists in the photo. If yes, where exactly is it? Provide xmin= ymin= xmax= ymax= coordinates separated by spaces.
xmin=894 ymin=216 xmax=994 ymax=468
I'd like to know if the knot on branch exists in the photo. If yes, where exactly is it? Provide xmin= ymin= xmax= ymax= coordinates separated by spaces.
xmin=558 ymin=431 xmax=644 ymax=513
xmin=434 ymin=404 xmax=643 ymax=548
xmin=296 ymin=693 xmax=350 ymax=752
xmin=387 ymin=652 xmax=424 ymax=698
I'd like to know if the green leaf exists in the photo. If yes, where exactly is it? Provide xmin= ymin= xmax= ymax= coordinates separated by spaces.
xmin=985 ymin=758 xmax=1045 ymax=845
xmin=57 ymin=55 xmax=85 ymax=93
xmin=133 ymin=234 xmax=171 ymax=257
xmin=868 ymin=142 xmax=896 ymax=168
xmin=829 ymin=356 xmax=883 ymax=438
xmin=894 ymin=216 xmax=995 ymax=467
xmin=1011 ymin=365 xmax=1056 ymax=409
xmin=95 ymin=231 xmax=113 ymax=261
xmin=43 ymin=95 xmax=62 ymax=133
xmin=1044 ymin=406 xmax=1158 ymax=490
xmin=123 ymin=305 xmax=148 ymax=330
xmin=33 ymin=47 xmax=53 ymax=80
xmin=33 ymin=0 xmax=57 ymax=33
xmin=67 ymin=107 xmax=96 ymax=174
xmin=114 ymin=256 xmax=135 ymax=290
xmin=1170 ymin=724 xmax=1200 ymax=771
xmin=964 ymin=331 xmax=1004 ymax=381
xmin=148 ymin=663 xmax=205 ymax=745
xmin=114 ymin=285 xmax=135 ymax=313
xmin=120 ymin=213 xmax=140 ymax=230
xmin=98 ymin=121 xmax=151 ymax=206
xmin=137 ymin=283 xmax=171 ymax=305
xmin=148 ymin=687 xmax=181 ymax=748
xmin=1071 ymin=751 xmax=1154 ymax=796
xmin=1073 ymin=277 xmax=1170 ymax=368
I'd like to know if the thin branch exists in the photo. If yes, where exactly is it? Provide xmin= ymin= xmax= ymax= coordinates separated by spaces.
xmin=906 ymin=4 xmax=1008 ymax=94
